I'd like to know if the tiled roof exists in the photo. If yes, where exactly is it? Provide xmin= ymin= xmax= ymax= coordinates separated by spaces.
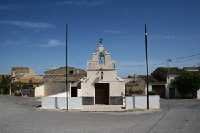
xmin=44 ymin=66 xmax=86 ymax=82
xmin=14 ymin=75 xmax=43 ymax=84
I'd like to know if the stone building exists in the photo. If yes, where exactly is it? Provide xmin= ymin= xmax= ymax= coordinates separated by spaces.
xmin=11 ymin=67 xmax=35 ymax=77
xmin=146 ymin=66 xmax=200 ymax=99
xmin=11 ymin=67 xmax=43 ymax=96
xmin=39 ymin=67 xmax=86 ymax=97
xmin=81 ymin=42 xmax=125 ymax=105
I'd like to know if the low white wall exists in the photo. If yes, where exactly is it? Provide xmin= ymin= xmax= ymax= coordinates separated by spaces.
xmin=149 ymin=95 xmax=160 ymax=109
xmin=126 ymin=95 xmax=160 ymax=110
xmin=125 ymin=96 xmax=135 ymax=110
xmin=42 ymin=97 xmax=56 ymax=109
xmin=135 ymin=96 xmax=147 ymax=109
xmin=42 ymin=97 xmax=82 ymax=110
xmin=69 ymin=98 xmax=82 ymax=109
xmin=42 ymin=95 xmax=160 ymax=110
xmin=197 ymin=89 xmax=200 ymax=99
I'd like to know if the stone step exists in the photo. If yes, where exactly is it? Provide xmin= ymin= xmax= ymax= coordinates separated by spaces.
xmin=82 ymin=105 xmax=125 ymax=112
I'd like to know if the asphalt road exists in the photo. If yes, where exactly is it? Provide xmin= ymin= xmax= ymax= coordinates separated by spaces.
xmin=0 ymin=95 xmax=200 ymax=133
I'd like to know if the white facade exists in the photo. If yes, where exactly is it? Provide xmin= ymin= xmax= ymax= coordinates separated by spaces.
xmin=35 ymin=85 xmax=45 ymax=97
xmin=81 ymin=70 xmax=125 ymax=97
xmin=166 ymin=74 xmax=178 ymax=98
xmin=81 ymin=43 xmax=125 ymax=105
xmin=145 ymin=84 xmax=153 ymax=94
xmin=126 ymin=95 xmax=160 ymax=109
xmin=197 ymin=89 xmax=200 ymax=99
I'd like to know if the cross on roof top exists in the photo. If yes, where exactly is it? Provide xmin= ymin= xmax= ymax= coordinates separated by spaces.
xmin=99 ymin=38 xmax=103 ymax=44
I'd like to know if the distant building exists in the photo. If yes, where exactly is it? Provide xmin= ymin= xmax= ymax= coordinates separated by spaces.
xmin=38 ymin=67 xmax=86 ymax=97
xmin=183 ymin=66 xmax=200 ymax=72
xmin=11 ymin=67 xmax=43 ymax=96
xmin=147 ymin=66 xmax=200 ymax=99
xmin=124 ymin=75 xmax=146 ymax=96
xmin=125 ymin=75 xmax=166 ymax=97
xmin=11 ymin=67 xmax=35 ymax=77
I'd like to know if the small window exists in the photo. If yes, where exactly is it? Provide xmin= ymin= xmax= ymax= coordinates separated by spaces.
xmin=113 ymin=63 xmax=116 ymax=69
xmin=101 ymin=71 xmax=104 ymax=80
xmin=71 ymin=87 xmax=77 ymax=97
xmin=69 ymin=70 xmax=74 ymax=75
xmin=99 ymin=52 xmax=105 ymax=64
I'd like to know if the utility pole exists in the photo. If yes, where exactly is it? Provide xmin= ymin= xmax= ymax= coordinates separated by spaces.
xmin=66 ymin=24 xmax=69 ymax=110
xmin=166 ymin=59 xmax=172 ymax=98
xmin=9 ymin=76 xmax=14 ymax=96
xmin=145 ymin=24 xmax=149 ymax=110
xmin=9 ymin=82 xmax=12 ymax=96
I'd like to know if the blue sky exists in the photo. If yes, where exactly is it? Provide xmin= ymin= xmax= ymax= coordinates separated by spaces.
xmin=0 ymin=0 xmax=200 ymax=76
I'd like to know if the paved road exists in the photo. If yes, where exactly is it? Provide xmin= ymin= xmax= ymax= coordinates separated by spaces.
xmin=0 ymin=96 xmax=200 ymax=133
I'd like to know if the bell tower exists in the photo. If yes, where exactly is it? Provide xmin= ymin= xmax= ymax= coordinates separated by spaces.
xmin=87 ymin=39 xmax=116 ymax=70
xmin=81 ymin=39 xmax=125 ymax=106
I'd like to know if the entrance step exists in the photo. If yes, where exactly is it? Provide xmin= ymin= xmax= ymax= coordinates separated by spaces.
xmin=82 ymin=105 xmax=125 ymax=112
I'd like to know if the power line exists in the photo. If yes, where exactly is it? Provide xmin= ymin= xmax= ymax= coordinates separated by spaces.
xmin=120 ymin=52 xmax=200 ymax=69
xmin=171 ymin=52 xmax=200 ymax=61
xmin=172 ymin=57 xmax=200 ymax=64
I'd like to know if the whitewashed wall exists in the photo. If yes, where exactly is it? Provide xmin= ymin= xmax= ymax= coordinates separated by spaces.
xmin=42 ymin=97 xmax=82 ymax=110
xmin=35 ymin=85 xmax=45 ymax=97
xmin=126 ymin=95 xmax=160 ymax=109
xmin=42 ymin=97 xmax=56 ymax=109
xmin=42 ymin=95 xmax=160 ymax=110
xmin=125 ymin=96 xmax=135 ymax=109
xmin=81 ymin=70 xmax=125 ymax=97
xmin=144 ymin=84 xmax=153 ymax=95
xmin=197 ymin=89 xmax=200 ymax=99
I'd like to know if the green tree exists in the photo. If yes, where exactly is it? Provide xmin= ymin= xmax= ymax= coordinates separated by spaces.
xmin=13 ymin=81 xmax=23 ymax=96
xmin=151 ymin=67 xmax=182 ymax=81
xmin=170 ymin=72 xmax=200 ymax=98
xmin=0 ymin=75 xmax=11 ymax=95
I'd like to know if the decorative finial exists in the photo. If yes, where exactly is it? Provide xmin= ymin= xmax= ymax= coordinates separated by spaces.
xmin=99 ymin=38 xmax=103 ymax=44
